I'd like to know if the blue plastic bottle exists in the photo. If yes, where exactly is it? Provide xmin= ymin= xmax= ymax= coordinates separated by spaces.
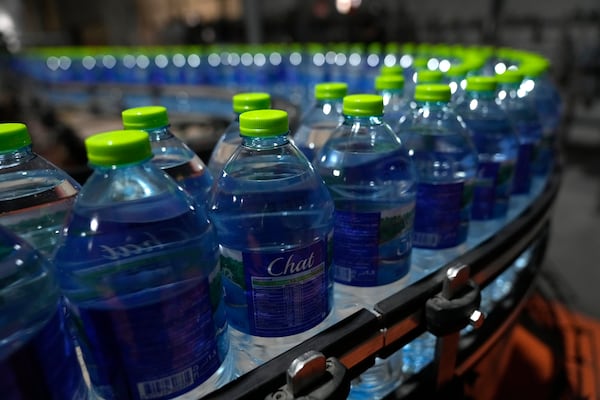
xmin=315 ymin=94 xmax=416 ymax=398
xmin=0 ymin=123 xmax=80 ymax=257
xmin=207 ymin=92 xmax=271 ymax=176
xmin=293 ymin=82 xmax=347 ymax=162
xmin=395 ymin=84 xmax=478 ymax=249
xmin=496 ymin=70 xmax=543 ymax=195
xmin=446 ymin=63 xmax=470 ymax=104
xmin=122 ymin=105 xmax=213 ymax=207
xmin=375 ymin=74 xmax=409 ymax=126
xmin=0 ymin=225 xmax=89 ymax=400
xmin=316 ymin=94 xmax=416 ymax=291
xmin=209 ymin=109 xmax=334 ymax=375
xmin=53 ymin=130 xmax=231 ymax=400
xmin=519 ymin=58 xmax=562 ymax=175
xmin=455 ymin=76 xmax=519 ymax=220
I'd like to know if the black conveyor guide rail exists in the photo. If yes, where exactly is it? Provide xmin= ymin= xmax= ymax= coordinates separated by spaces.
xmin=203 ymin=164 xmax=562 ymax=400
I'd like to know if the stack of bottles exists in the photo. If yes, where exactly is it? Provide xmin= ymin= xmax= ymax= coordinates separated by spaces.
xmin=1 ymin=42 xmax=563 ymax=399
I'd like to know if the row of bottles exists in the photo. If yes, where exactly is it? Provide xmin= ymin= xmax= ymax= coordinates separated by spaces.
xmin=15 ymin=44 xmax=560 ymax=111
xmin=0 ymin=46 xmax=561 ymax=400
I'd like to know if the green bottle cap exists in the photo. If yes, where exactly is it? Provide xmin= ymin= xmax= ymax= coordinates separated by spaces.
xmin=122 ymin=106 xmax=169 ymax=130
xmin=412 ymin=57 xmax=429 ymax=69
xmin=518 ymin=60 xmax=548 ymax=78
xmin=414 ymin=84 xmax=451 ymax=102
xmin=343 ymin=94 xmax=384 ymax=117
xmin=496 ymin=69 xmax=524 ymax=84
xmin=232 ymin=92 xmax=271 ymax=113
xmin=239 ymin=109 xmax=288 ymax=137
xmin=315 ymin=82 xmax=348 ymax=100
xmin=466 ymin=76 xmax=497 ymax=92
xmin=375 ymin=75 xmax=405 ymax=91
xmin=86 ymin=130 xmax=152 ymax=166
xmin=380 ymin=65 xmax=404 ymax=76
xmin=0 ymin=123 xmax=32 ymax=152
xmin=445 ymin=63 xmax=469 ymax=78
xmin=416 ymin=69 xmax=443 ymax=84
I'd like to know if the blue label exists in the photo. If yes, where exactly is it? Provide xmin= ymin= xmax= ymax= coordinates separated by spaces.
xmin=333 ymin=205 xmax=413 ymax=286
xmin=512 ymin=143 xmax=533 ymax=194
xmin=413 ymin=182 xmax=465 ymax=249
xmin=75 ymin=282 xmax=220 ymax=400
xmin=472 ymin=161 xmax=500 ymax=220
xmin=472 ymin=161 xmax=514 ymax=220
xmin=221 ymin=240 xmax=330 ymax=337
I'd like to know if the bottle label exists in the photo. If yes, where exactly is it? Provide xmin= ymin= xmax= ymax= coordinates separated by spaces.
xmin=75 ymin=282 xmax=220 ymax=400
xmin=333 ymin=204 xmax=414 ymax=286
xmin=512 ymin=142 xmax=534 ymax=194
xmin=413 ymin=182 xmax=465 ymax=249
xmin=220 ymin=240 xmax=330 ymax=337
xmin=472 ymin=161 xmax=514 ymax=219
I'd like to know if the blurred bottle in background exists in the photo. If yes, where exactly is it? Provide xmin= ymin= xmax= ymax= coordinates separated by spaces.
xmin=207 ymin=92 xmax=271 ymax=176
xmin=374 ymin=74 xmax=409 ymax=126
xmin=54 ymin=130 xmax=231 ymax=399
xmin=0 ymin=225 xmax=89 ymax=400
xmin=209 ymin=109 xmax=334 ymax=375
xmin=519 ymin=57 xmax=562 ymax=176
xmin=122 ymin=105 xmax=213 ymax=208
xmin=496 ymin=69 xmax=543 ymax=195
xmin=293 ymin=82 xmax=347 ymax=162
xmin=455 ymin=76 xmax=519 ymax=220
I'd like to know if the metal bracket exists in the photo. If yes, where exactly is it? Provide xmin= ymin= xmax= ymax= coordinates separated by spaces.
xmin=428 ymin=264 xmax=484 ymax=389
xmin=264 ymin=351 xmax=350 ymax=400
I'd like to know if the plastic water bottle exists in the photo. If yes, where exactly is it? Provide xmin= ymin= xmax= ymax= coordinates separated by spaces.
xmin=455 ymin=76 xmax=519 ymax=220
xmin=395 ymin=84 xmax=478 ymax=250
xmin=0 ymin=225 xmax=89 ymax=400
xmin=496 ymin=69 xmax=543 ymax=195
xmin=293 ymin=82 xmax=347 ymax=162
xmin=315 ymin=94 xmax=416 ymax=398
xmin=0 ymin=123 xmax=80 ymax=257
xmin=53 ymin=130 xmax=231 ymax=399
xmin=315 ymin=94 xmax=416 ymax=298
xmin=375 ymin=74 xmax=409 ymax=126
xmin=209 ymin=109 xmax=334 ymax=376
xmin=446 ymin=63 xmax=470 ymax=104
xmin=207 ymin=92 xmax=271 ymax=176
xmin=519 ymin=58 xmax=562 ymax=175
xmin=121 ymin=105 xmax=213 ymax=207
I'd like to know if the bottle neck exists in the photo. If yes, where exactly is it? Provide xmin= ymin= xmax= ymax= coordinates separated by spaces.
xmin=315 ymin=99 xmax=343 ymax=115
xmin=241 ymin=134 xmax=289 ymax=149
xmin=0 ymin=145 xmax=35 ymax=168
xmin=144 ymin=125 xmax=173 ymax=141
xmin=465 ymin=90 xmax=496 ymax=100
xmin=343 ymin=114 xmax=385 ymax=126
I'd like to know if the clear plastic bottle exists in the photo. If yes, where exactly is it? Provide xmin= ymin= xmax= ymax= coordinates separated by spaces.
xmin=122 ymin=105 xmax=213 ymax=207
xmin=455 ymin=76 xmax=519 ymax=220
xmin=395 ymin=84 xmax=478 ymax=250
xmin=445 ymin=63 xmax=470 ymax=104
xmin=315 ymin=94 xmax=416 ymax=399
xmin=375 ymin=74 xmax=408 ymax=126
xmin=519 ymin=57 xmax=562 ymax=175
xmin=209 ymin=109 xmax=334 ymax=376
xmin=293 ymin=82 xmax=347 ymax=162
xmin=0 ymin=225 xmax=89 ymax=400
xmin=207 ymin=92 xmax=271 ymax=176
xmin=0 ymin=123 xmax=80 ymax=256
xmin=496 ymin=69 xmax=543 ymax=195
xmin=53 ymin=130 xmax=231 ymax=400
